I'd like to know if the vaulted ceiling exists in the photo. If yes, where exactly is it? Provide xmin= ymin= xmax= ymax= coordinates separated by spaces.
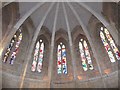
xmin=17 ymin=2 xmax=103 ymax=32
xmin=2 ymin=2 xmax=111 ymax=33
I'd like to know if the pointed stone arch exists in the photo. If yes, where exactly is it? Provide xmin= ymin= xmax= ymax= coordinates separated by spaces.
xmin=72 ymin=26 xmax=100 ymax=81
xmin=51 ymin=28 xmax=74 ymax=84
xmin=25 ymin=26 xmax=51 ymax=81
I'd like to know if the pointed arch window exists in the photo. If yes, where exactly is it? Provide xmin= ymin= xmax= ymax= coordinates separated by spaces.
xmin=79 ymin=39 xmax=94 ymax=71
xmin=31 ymin=39 xmax=44 ymax=73
xmin=100 ymin=27 xmax=120 ymax=63
xmin=57 ymin=42 xmax=67 ymax=74
xmin=3 ymin=29 xmax=22 ymax=65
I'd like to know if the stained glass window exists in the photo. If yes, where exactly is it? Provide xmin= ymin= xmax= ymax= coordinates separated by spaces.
xmin=57 ymin=42 xmax=67 ymax=74
xmin=79 ymin=39 xmax=93 ymax=71
xmin=10 ymin=32 xmax=22 ymax=64
xmin=31 ymin=39 xmax=44 ymax=73
xmin=100 ymin=27 xmax=120 ymax=62
xmin=3 ymin=29 xmax=22 ymax=65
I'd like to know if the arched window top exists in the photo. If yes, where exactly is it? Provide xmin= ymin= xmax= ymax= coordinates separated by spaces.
xmin=62 ymin=45 xmax=65 ymax=49
xmin=83 ymin=40 xmax=87 ymax=48
xmin=40 ymin=43 xmax=44 ymax=52
xmin=19 ymin=33 xmax=22 ymax=40
xmin=79 ymin=39 xmax=94 ymax=71
xmin=100 ymin=26 xmax=104 ymax=31
xmin=58 ymin=45 xmax=61 ymax=49
xmin=104 ymin=28 xmax=109 ymax=34
xmin=36 ymin=41 xmax=40 ymax=49
xmin=100 ymin=31 xmax=105 ymax=39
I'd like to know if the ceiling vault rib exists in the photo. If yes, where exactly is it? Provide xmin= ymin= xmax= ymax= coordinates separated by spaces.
xmin=67 ymin=2 xmax=107 ymax=88
xmin=14 ymin=2 xmax=45 ymax=30
xmin=0 ymin=2 xmax=2 ymax=44
xmin=48 ymin=2 xmax=59 ymax=84
xmin=2 ymin=0 xmax=15 ymax=8
xmin=62 ymin=2 xmax=77 ymax=81
xmin=2 ymin=2 xmax=45 ymax=51
xmin=19 ymin=2 xmax=55 ymax=88
xmin=77 ymin=2 xmax=118 ymax=43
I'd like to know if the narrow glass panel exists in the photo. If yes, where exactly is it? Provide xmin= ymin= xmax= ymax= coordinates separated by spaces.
xmin=62 ymin=45 xmax=67 ymax=74
xmin=57 ymin=45 xmax=62 ymax=74
xmin=31 ymin=42 xmax=40 ymax=72
xmin=83 ymin=40 xmax=93 ymax=70
xmin=37 ymin=42 xmax=44 ymax=72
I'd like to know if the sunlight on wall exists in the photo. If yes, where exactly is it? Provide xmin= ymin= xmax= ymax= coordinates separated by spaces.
xmin=104 ymin=69 xmax=111 ymax=74
xmin=77 ymin=76 xmax=82 ymax=80
xmin=0 ymin=47 xmax=3 ymax=57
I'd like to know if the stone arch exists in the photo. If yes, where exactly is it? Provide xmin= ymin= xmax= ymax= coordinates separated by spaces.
xmin=2 ymin=24 xmax=30 ymax=73
xmin=88 ymin=15 xmax=118 ymax=75
xmin=25 ymin=26 xmax=51 ymax=81
xmin=2 ymin=2 xmax=20 ymax=38
xmin=39 ymin=26 xmax=52 ymax=44
xmin=71 ymin=25 xmax=85 ymax=42
xmin=52 ymin=28 xmax=73 ymax=84
xmin=55 ymin=29 xmax=68 ymax=42
xmin=2 ymin=24 xmax=31 ymax=88
xmin=72 ymin=25 xmax=100 ymax=81
xmin=102 ymin=2 xmax=118 ymax=27
xmin=23 ymin=17 xmax=36 ymax=39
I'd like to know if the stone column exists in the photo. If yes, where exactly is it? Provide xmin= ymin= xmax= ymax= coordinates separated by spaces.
xmin=67 ymin=2 xmax=106 ymax=88
xmin=48 ymin=2 xmax=59 ymax=87
xmin=79 ymin=2 xmax=119 ymax=44
xmin=63 ymin=2 xmax=77 ymax=83
xmin=0 ymin=2 xmax=2 ymax=89
xmin=19 ymin=3 xmax=55 ymax=88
